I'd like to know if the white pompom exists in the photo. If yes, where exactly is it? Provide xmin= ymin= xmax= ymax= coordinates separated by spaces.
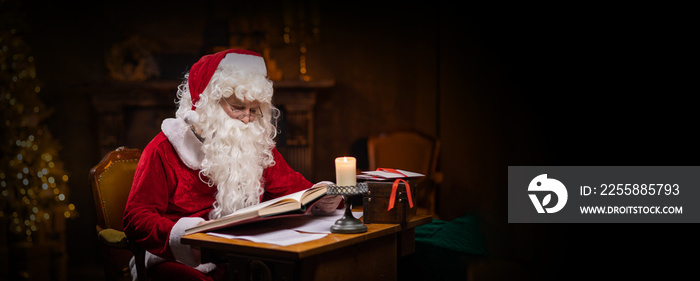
xmin=184 ymin=111 xmax=200 ymax=125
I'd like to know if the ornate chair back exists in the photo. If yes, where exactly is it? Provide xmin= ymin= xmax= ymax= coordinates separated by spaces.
xmin=90 ymin=146 xmax=145 ymax=281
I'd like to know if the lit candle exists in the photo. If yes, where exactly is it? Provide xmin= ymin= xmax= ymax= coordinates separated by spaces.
xmin=335 ymin=156 xmax=357 ymax=186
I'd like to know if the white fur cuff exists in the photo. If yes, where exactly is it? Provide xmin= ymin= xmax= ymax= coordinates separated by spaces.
xmin=196 ymin=262 xmax=218 ymax=274
xmin=170 ymin=217 xmax=206 ymax=267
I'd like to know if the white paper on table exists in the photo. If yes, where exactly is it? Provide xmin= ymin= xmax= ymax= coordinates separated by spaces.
xmin=206 ymin=209 xmax=364 ymax=245
xmin=283 ymin=209 xmax=364 ymax=233
xmin=207 ymin=229 xmax=327 ymax=246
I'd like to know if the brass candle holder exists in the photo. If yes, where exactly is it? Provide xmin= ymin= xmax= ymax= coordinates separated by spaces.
xmin=327 ymin=182 xmax=368 ymax=234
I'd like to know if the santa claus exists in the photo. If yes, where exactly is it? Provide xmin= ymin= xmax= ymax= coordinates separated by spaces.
xmin=123 ymin=49 xmax=340 ymax=281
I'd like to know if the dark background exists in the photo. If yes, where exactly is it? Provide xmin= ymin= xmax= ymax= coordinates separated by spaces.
xmin=3 ymin=0 xmax=698 ymax=280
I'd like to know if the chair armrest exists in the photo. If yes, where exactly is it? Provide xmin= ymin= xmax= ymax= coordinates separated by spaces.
xmin=97 ymin=228 xmax=148 ymax=281
xmin=98 ymin=228 xmax=129 ymax=249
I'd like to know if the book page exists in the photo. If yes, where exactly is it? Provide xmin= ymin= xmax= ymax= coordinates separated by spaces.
xmin=185 ymin=186 xmax=326 ymax=235
xmin=258 ymin=199 xmax=301 ymax=217
xmin=300 ymin=184 xmax=327 ymax=205
xmin=222 ymin=188 xmax=308 ymax=218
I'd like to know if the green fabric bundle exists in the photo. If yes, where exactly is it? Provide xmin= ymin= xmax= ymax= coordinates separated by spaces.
xmin=399 ymin=214 xmax=487 ymax=281
xmin=415 ymin=214 xmax=487 ymax=256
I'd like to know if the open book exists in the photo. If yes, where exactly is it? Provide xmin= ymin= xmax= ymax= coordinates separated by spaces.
xmin=184 ymin=183 xmax=328 ymax=235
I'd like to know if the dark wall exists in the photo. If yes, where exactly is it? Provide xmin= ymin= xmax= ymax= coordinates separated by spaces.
xmin=13 ymin=0 xmax=698 ymax=280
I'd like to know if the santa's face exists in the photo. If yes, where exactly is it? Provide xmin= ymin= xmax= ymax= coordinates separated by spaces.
xmin=219 ymin=95 xmax=262 ymax=124
xmin=197 ymin=95 xmax=275 ymax=219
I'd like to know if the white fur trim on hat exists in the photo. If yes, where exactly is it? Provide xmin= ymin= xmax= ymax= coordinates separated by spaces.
xmin=183 ymin=110 xmax=200 ymax=125
xmin=220 ymin=52 xmax=267 ymax=76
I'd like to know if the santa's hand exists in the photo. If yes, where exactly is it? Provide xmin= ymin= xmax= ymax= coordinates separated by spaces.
xmin=311 ymin=195 xmax=342 ymax=213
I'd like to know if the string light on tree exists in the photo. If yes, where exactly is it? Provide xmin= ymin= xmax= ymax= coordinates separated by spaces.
xmin=0 ymin=5 xmax=77 ymax=243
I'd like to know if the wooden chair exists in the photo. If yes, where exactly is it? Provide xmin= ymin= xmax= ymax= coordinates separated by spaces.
xmin=90 ymin=146 xmax=146 ymax=281
xmin=367 ymin=130 xmax=442 ymax=217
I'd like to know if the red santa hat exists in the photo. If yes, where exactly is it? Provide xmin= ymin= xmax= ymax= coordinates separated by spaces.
xmin=184 ymin=49 xmax=267 ymax=124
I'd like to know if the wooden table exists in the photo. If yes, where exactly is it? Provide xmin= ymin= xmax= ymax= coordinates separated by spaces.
xmin=182 ymin=214 xmax=432 ymax=281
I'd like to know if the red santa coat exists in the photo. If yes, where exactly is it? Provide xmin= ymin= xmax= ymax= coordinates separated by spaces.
xmin=123 ymin=118 xmax=313 ymax=265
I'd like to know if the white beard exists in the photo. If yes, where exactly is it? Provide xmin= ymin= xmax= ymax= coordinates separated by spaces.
xmin=198 ymin=112 xmax=275 ymax=220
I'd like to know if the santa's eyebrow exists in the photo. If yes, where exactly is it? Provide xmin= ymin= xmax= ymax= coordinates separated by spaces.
xmin=224 ymin=99 xmax=261 ymax=109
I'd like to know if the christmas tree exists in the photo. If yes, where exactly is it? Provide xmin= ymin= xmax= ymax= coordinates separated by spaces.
xmin=0 ymin=0 xmax=77 ymax=246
